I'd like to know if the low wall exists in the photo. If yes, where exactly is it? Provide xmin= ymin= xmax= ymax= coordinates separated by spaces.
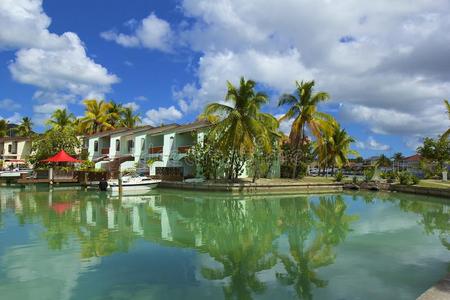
xmin=159 ymin=181 xmax=343 ymax=195
xmin=390 ymin=184 xmax=450 ymax=200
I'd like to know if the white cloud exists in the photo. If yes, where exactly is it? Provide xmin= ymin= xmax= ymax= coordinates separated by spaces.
xmin=0 ymin=0 xmax=119 ymax=124
xmin=123 ymin=102 xmax=140 ymax=111
xmin=135 ymin=96 xmax=148 ymax=101
xmin=5 ymin=112 xmax=23 ymax=124
xmin=143 ymin=106 xmax=183 ymax=126
xmin=356 ymin=136 xmax=391 ymax=151
xmin=9 ymin=33 xmax=119 ymax=97
xmin=101 ymin=13 xmax=173 ymax=52
xmin=175 ymin=49 xmax=313 ymax=113
xmin=0 ymin=99 xmax=21 ymax=111
xmin=173 ymin=0 xmax=450 ymax=146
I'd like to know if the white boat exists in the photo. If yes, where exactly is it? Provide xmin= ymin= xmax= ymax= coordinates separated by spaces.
xmin=107 ymin=176 xmax=160 ymax=194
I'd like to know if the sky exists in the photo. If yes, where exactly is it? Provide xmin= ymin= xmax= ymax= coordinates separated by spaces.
xmin=1 ymin=0 xmax=449 ymax=158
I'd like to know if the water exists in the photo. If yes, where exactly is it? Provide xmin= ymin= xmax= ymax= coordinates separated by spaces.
xmin=0 ymin=187 xmax=448 ymax=300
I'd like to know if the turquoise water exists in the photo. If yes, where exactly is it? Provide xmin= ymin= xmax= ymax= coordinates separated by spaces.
xmin=0 ymin=187 xmax=448 ymax=300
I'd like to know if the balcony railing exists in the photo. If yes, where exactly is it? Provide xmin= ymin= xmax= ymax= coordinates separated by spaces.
xmin=177 ymin=145 xmax=192 ymax=153
xmin=148 ymin=146 xmax=163 ymax=154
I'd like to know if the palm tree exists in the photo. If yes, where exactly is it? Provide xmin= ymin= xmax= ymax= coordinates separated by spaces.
xmin=120 ymin=107 xmax=141 ymax=129
xmin=46 ymin=109 xmax=75 ymax=129
xmin=79 ymin=100 xmax=114 ymax=134
xmin=318 ymin=123 xmax=358 ymax=174
xmin=392 ymin=152 xmax=404 ymax=172
xmin=442 ymin=99 xmax=450 ymax=140
xmin=202 ymin=77 xmax=276 ymax=180
xmin=278 ymin=80 xmax=334 ymax=178
xmin=107 ymin=101 xmax=124 ymax=128
xmin=15 ymin=117 xmax=33 ymax=137
xmin=0 ymin=119 xmax=9 ymax=137
xmin=376 ymin=154 xmax=391 ymax=171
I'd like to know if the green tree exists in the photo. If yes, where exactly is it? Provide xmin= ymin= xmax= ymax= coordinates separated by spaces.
xmin=120 ymin=107 xmax=141 ymax=128
xmin=29 ymin=127 xmax=81 ymax=166
xmin=107 ymin=100 xmax=124 ymax=128
xmin=317 ymin=123 xmax=358 ymax=174
xmin=278 ymin=80 xmax=334 ymax=178
xmin=0 ymin=119 xmax=9 ymax=137
xmin=79 ymin=99 xmax=114 ymax=134
xmin=442 ymin=99 xmax=450 ymax=141
xmin=417 ymin=136 xmax=450 ymax=175
xmin=392 ymin=152 xmax=404 ymax=171
xmin=46 ymin=108 xmax=75 ymax=129
xmin=202 ymin=77 xmax=277 ymax=180
xmin=15 ymin=117 xmax=33 ymax=137
xmin=376 ymin=154 xmax=391 ymax=170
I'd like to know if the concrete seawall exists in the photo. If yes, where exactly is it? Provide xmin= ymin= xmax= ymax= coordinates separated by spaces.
xmin=390 ymin=185 xmax=450 ymax=200
xmin=159 ymin=181 xmax=343 ymax=195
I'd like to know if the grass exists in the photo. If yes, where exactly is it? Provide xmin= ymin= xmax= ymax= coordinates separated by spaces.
xmin=415 ymin=179 xmax=450 ymax=190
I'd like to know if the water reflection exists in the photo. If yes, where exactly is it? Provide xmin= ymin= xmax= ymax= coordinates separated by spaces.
xmin=0 ymin=188 xmax=449 ymax=299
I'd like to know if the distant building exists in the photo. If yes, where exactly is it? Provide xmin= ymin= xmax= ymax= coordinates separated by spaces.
xmin=0 ymin=136 xmax=32 ymax=169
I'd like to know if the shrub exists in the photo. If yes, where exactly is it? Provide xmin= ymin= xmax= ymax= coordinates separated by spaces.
xmin=335 ymin=170 xmax=344 ymax=182
xmin=385 ymin=170 xmax=397 ymax=183
xmin=352 ymin=176 xmax=358 ymax=184
xmin=411 ymin=175 xmax=420 ymax=185
xmin=363 ymin=167 xmax=376 ymax=182
xmin=398 ymin=171 xmax=412 ymax=185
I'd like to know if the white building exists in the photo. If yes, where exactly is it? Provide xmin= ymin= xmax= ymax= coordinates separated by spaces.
xmin=0 ymin=137 xmax=32 ymax=169
xmin=85 ymin=121 xmax=210 ymax=178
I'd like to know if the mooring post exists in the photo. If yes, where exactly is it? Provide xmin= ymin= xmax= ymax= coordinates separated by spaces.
xmin=118 ymin=171 xmax=123 ymax=194
xmin=49 ymin=167 xmax=54 ymax=186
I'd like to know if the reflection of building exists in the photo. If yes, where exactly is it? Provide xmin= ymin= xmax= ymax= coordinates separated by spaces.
xmin=0 ymin=137 xmax=32 ymax=169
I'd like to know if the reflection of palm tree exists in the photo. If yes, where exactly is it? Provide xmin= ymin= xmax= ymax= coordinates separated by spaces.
xmin=276 ymin=196 xmax=357 ymax=299
xmin=199 ymin=199 xmax=279 ymax=300
xmin=312 ymin=196 xmax=359 ymax=245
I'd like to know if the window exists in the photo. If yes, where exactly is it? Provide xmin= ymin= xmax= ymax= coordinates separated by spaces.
xmin=115 ymin=139 xmax=120 ymax=152
xmin=8 ymin=144 xmax=12 ymax=154
xmin=127 ymin=140 xmax=134 ymax=153
xmin=141 ymin=138 xmax=145 ymax=151
xmin=12 ymin=141 xmax=17 ymax=154
xmin=94 ymin=141 xmax=99 ymax=152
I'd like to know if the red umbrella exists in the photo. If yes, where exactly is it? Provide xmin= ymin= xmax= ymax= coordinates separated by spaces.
xmin=41 ymin=150 xmax=82 ymax=163
xmin=52 ymin=202 xmax=72 ymax=215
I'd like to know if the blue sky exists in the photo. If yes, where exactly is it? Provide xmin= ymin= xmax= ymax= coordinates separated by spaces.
xmin=1 ymin=0 xmax=449 ymax=158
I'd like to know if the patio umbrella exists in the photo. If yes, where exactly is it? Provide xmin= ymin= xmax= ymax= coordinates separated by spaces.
xmin=41 ymin=150 xmax=82 ymax=163
xmin=41 ymin=150 xmax=82 ymax=184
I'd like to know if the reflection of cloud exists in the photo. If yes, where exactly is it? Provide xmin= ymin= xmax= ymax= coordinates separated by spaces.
xmin=1 ymin=237 xmax=97 ymax=300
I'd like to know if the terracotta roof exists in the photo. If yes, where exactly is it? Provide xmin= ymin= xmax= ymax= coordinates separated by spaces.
xmin=85 ymin=127 xmax=130 ymax=138
xmin=0 ymin=136 xmax=32 ymax=142
xmin=172 ymin=120 xmax=211 ymax=134
xmin=404 ymin=154 xmax=421 ymax=162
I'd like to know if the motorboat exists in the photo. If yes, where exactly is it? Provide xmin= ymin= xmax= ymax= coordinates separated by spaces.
xmin=108 ymin=176 xmax=160 ymax=194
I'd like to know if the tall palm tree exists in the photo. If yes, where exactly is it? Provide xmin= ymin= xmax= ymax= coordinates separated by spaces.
xmin=318 ymin=123 xmax=358 ymax=174
xmin=15 ymin=117 xmax=33 ymax=137
xmin=376 ymin=154 xmax=391 ymax=168
xmin=120 ymin=107 xmax=141 ymax=128
xmin=442 ymin=99 xmax=450 ymax=140
xmin=46 ymin=108 xmax=75 ymax=129
xmin=202 ymin=77 xmax=276 ymax=179
xmin=107 ymin=100 xmax=124 ymax=128
xmin=79 ymin=99 xmax=114 ymax=134
xmin=0 ymin=119 xmax=9 ymax=137
xmin=392 ymin=152 xmax=404 ymax=172
xmin=278 ymin=80 xmax=334 ymax=178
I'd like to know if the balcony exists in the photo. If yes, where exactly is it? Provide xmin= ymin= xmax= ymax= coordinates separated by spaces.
xmin=101 ymin=148 xmax=109 ymax=155
xmin=177 ymin=146 xmax=192 ymax=153
xmin=148 ymin=146 xmax=163 ymax=154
